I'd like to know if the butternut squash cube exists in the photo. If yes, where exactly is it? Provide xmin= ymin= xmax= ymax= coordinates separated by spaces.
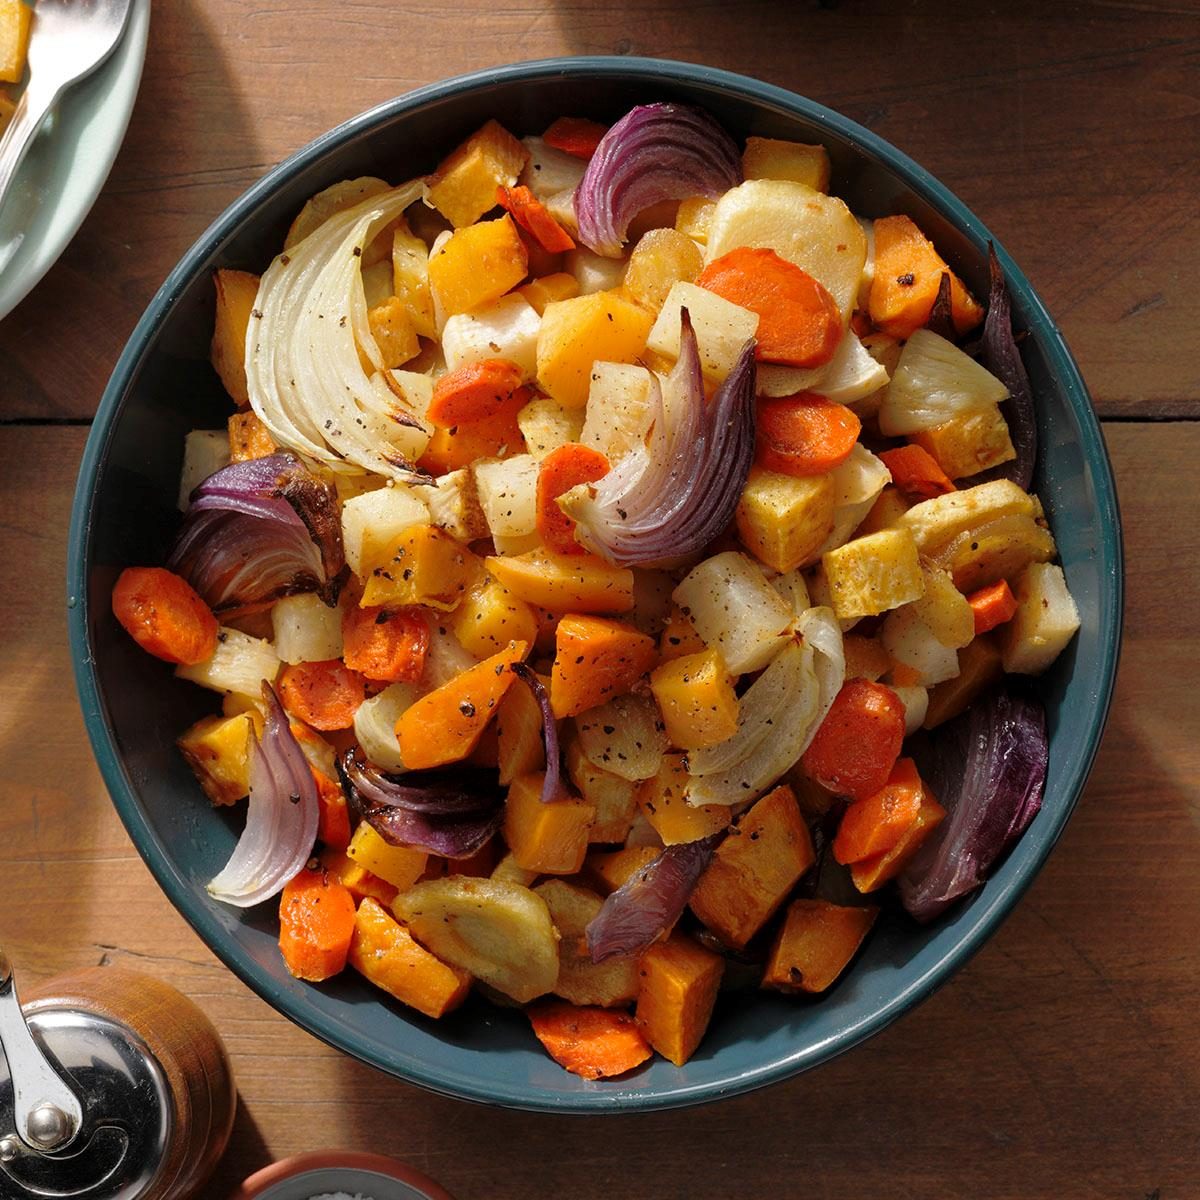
xmin=658 ymin=605 xmax=708 ymax=662
xmin=636 ymin=753 xmax=730 ymax=846
xmin=347 ymin=822 xmax=428 ymax=891
xmin=649 ymin=648 xmax=738 ymax=751
xmin=518 ymin=272 xmax=580 ymax=316
xmin=341 ymin=485 xmax=430 ymax=579
xmin=536 ymin=291 xmax=655 ymax=408
xmin=210 ymin=269 xmax=260 ymax=408
xmin=360 ymin=524 xmax=479 ymax=610
xmin=821 ymin=527 xmax=925 ymax=620
xmin=913 ymin=405 xmax=1016 ymax=481
xmin=450 ymin=573 xmax=538 ymax=659
xmin=367 ymin=296 xmax=421 ymax=369
xmin=391 ymin=220 xmax=437 ymax=339
xmin=495 ymin=676 xmax=546 ymax=785
xmin=177 ymin=713 xmax=255 ymax=806
xmin=689 ymin=784 xmax=816 ymax=949
xmin=426 ymin=119 xmax=529 ymax=228
xmin=565 ymin=739 xmax=638 ymax=844
xmin=582 ymin=845 xmax=660 ymax=895
xmin=742 ymin=137 xmax=831 ymax=192
xmin=319 ymin=848 xmax=398 ymax=905
xmin=428 ymin=215 xmax=528 ymax=318
xmin=227 ymin=411 xmax=276 ymax=463
xmin=636 ymin=934 xmax=724 ymax=1066
xmin=349 ymin=898 xmax=470 ymax=1019
xmin=485 ymin=549 xmax=635 ymax=614
xmin=550 ymin=614 xmax=658 ymax=719
xmin=0 ymin=0 xmax=31 ymax=84
xmin=536 ymin=879 xmax=639 ymax=1007
xmin=762 ymin=899 xmax=877 ymax=994
xmin=736 ymin=467 xmax=837 ymax=573
xmin=504 ymin=772 xmax=595 ymax=874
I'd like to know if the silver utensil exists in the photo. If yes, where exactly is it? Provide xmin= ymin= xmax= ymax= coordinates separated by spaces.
xmin=0 ymin=0 xmax=135 ymax=229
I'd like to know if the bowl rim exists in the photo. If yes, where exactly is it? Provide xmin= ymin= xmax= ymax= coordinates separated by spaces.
xmin=67 ymin=55 xmax=1124 ymax=1113
xmin=232 ymin=1149 xmax=455 ymax=1199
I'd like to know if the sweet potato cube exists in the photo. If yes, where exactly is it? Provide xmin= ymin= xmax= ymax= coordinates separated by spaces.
xmin=518 ymin=271 xmax=580 ymax=316
xmin=636 ymin=934 xmax=725 ymax=1066
xmin=227 ymin=411 xmax=276 ymax=463
xmin=427 ymin=119 xmax=529 ymax=228
xmin=536 ymin=292 xmax=655 ymax=408
xmin=582 ymin=845 xmax=660 ymax=895
xmin=360 ymin=524 xmax=480 ymax=610
xmin=428 ymin=215 xmax=528 ymax=318
xmin=367 ymin=296 xmax=421 ymax=369
xmin=636 ymin=753 xmax=730 ymax=846
xmin=762 ymin=899 xmax=878 ymax=994
xmin=504 ymin=772 xmax=595 ymax=874
xmin=346 ymin=822 xmax=428 ymax=891
xmin=742 ymin=137 xmax=831 ymax=191
xmin=923 ymin=634 xmax=1003 ymax=729
xmin=536 ymin=879 xmax=639 ymax=1007
xmin=177 ymin=713 xmax=255 ymax=806
xmin=451 ymin=573 xmax=539 ymax=659
xmin=650 ymin=648 xmax=738 ymax=751
xmin=349 ymin=898 xmax=470 ymax=1018
xmin=821 ymin=527 xmax=925 ymax=620
xmin=319 ymin=848 xmax=397 ymax=905
xmin=736 ymin=467 xmax=837 ymax=573
xmin=689 ymin=784 xmax=816 ymax=949
xmin=485 ymin=549 xmax=635 ymax=614
xmin=0 ymin=0 xmax=31 ymax=84
xmin=210 ymin=269 xmax=260 ymax=408
xmin=550 ymin=615 xmax=658 ymax=718
xmin=565 ymin=739 xmax=638 ymax=844
xmin=495 ymin=675 xmax=546 ymax=785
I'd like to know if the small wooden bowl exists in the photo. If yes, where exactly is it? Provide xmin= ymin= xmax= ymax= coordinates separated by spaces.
xmin=233 ymin=1151 xmax=454 ymax=1200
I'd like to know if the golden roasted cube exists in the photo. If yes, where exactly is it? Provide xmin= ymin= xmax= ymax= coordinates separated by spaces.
xmin=210 ymin=269 xmax=260 ymax=408
xmin=675 ymin=197 xmax=716 ymax=244
xmin=391 ymin=220 xmax=437 ymax=339
xmin=821 ymin=527 xmax=925 ymax=620
xmin=899 ymin=479 xmax=1037 ymax=554
xmin=736 ymin=466 xmax=836 ymax=572
xmin=742 ymin=137 xmax=831 ymax=191
xmin=913 ymin=406 xmax=1016 ymax=480
xmin=227 ymin=411 xmax=276 ymax=463
xmin=582 ymin=845 xmax=659 ymax=895
xmin=450 ymin=573 xmax=538 ymax=659
xmin=0 ymin=0 xmax=31 ymax=84
xmin=517 ymin=272 xmax=580 ymax=316
xmin=504 ymin=772 xmax=595 ymax=874
xmin=565 ymin=739 xmax=638 ymax=844
xmin=636 ymin=753 xmax=730 ymax=846
xmin=367 ymin=296 xmax=420 ymax=369
xmin=636 ymin=934 xmax=724 ymax=1066
xmin=649 ymin=648 xmax=739 ymax=751
xmin=762 ymin=899 xmax=877 ymax=994
xmin=177 ymin=713 xmax=255 ymax=806
xmin=346 ymin=822 xmax=428 ymax=891
xmin=427 ymin=215 xmax=528 ymax=319
xmin=360 ymin=524 xmax=479 ymax=610
xmin=426 ymin=119 xmax=529 ymax=228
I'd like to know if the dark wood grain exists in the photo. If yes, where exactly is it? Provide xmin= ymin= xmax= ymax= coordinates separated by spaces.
xmin=0 ymin=0 xmax=1196 ymax=420
xmin=1 ymin=422 xmax=1195 ymax=1199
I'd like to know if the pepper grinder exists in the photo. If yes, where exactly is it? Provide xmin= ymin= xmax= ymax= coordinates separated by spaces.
xmin=0 ymin=949 xmax=236 ymax=1198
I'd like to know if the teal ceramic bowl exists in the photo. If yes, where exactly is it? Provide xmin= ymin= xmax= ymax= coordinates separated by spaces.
xmin=68 ymin=58 xmax=1122 ymax=1112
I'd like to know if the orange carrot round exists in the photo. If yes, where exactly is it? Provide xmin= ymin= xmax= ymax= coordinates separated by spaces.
xmin=419 ymin=389 xmax=528 ymax=474
xmin=801 ymin=679 xmax=906 ymax=802
xmin=756 ymin=394 xmax=861 ymax=477
xmin=967 ymin=579 xmax=1019 ymax=635
xmin=536 ymin=442 xmax=610 ymax=555
xmin=312 ymin=766 xmax=351 ymax=850
xmin=879 ymin=444 xmax=957 ymax=501
xmin=542 ymin=116 xmax=608 ymax=160
xmin=278 ymin=866 xmax=357 ymax=982
xmin=832 ymin=757 xmax=925 ymax=865
xmin=277 ymin=660 xmax=366 ymax=731
xmin=496 ymin=184 xmax=576 ymax=254
xmin=528 ymin=1001 xmax=652 ymax=1080
xmin=427 ymin=359 xmax=525 ymax=429
xmin=111 ymin=566 xmax=219 ymax=665
xmin=696 ymin=247 xmax=842 ymax=368
xmin=342 ymin=604 xmax=429 ymax=683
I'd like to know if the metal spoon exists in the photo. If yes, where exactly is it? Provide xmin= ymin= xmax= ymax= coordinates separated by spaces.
xmin=0 ymin=0 xmax=135 ymax=229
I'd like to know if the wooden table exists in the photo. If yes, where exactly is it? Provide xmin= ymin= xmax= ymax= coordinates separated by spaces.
xmin=2 ymin=2 xmax=1197 ymax=1195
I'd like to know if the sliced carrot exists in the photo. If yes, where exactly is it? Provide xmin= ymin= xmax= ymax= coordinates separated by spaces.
xmin=543 ymin=116 xmax=608 ymax=160
xmin=696 ymin=247 xmax=842 ymax=368
xmin=342 ymin=604 xmax=429 ymax=683
xmin=756 ymin=394 xmax=862 ymax=477
xmin=832 ymin=757 xmax=924 ymax=865
xmin=312 ymin=766 xmax=351 ymax=850
xmin=868 ymin=215 xmax=985 ymax=339
xmin=419 ymin=389 xmax=528 ymax=475
xmin=496 ymin=184 xmax=576 ymax=253
xmin=427 ymin=359 xmax=525 ymax=429
xmin=395 ymin=640 xmax=529 ymax=769
xmin=801 ymin=678 xmax=906 ymax=802
xmin=112 ymin=566 xmax=219 ymax=665
xmin=278 ymin=866 xmax=357 ymax=982
xmin=848 ymin=764 xmax=947 ymax=892
xmin=879 ymin=444 xmax=957 ymax=502
xmin=277 ymin=660 xmax=367 ymax=731
xmin=967 ymin=579 xmax=1019 ymax=635
xmin=528 ymin=1001 xmax=652 ymax=1080
xmin=535 ymin=442 xmax=610 ymax=555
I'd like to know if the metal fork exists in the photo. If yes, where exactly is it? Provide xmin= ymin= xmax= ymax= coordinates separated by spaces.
xmin=0 ymin=0 xmax=135 ymax=224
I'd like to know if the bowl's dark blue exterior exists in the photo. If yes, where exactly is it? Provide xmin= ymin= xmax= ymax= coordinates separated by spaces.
xmin=68 ymin=58 xmax=1122 ymax=1112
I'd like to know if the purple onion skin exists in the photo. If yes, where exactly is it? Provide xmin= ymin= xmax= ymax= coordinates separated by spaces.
xmin=899 ymin=686 xmax=1048 ymax=924
xmin=574 ymin=103 xmax=742 ymax=257
xmin=978 ymin=245 xmax=1037 ymax=490
xmin=586 ymin=832 xmax=723 ymax=963
xmin=509 ymin=663 xmax=569 ymax=804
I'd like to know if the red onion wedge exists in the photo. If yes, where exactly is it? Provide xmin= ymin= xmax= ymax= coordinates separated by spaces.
xmin=207 ymin=682 xmax=320 ymax=907
xmin=338 ymin=748 xmax=504 ymax=859
xmin=510 ymin=662 xmax=569 ymax=804
xmin=586 ymin=831 xmax=724 ymax=963
xmin=979 ymin=244 xmax=1037 ymax=490
xmin=562 ymin=311 xmax=756 ymax=566
xmin=899 ymin=686 xmax=1048 ymax=924
xmin=574 ymin=103 xmax=742 ymax=257
xmin=169 ymin=453 xmax=344 ymax=617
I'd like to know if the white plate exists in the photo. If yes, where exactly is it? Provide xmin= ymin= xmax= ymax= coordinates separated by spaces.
xmin=0 ymin=0 xmax=150 ymax=321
